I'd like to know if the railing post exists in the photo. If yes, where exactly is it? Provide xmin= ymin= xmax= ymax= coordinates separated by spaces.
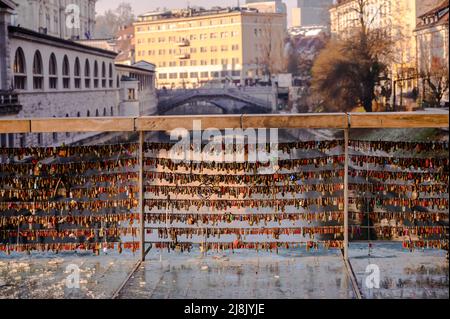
xmin=343 ymin=127 xmax=349 ymax=261
xmin=139 ymin=130 xmax=145 ymax=261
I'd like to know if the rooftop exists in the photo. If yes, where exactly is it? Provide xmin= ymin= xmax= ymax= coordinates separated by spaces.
xmin=137 ymin=6 xmax=278 ymax=22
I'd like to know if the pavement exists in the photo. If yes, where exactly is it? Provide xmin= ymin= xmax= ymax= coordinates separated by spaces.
xmin=1 ymin=243 xmax=447 ymax=299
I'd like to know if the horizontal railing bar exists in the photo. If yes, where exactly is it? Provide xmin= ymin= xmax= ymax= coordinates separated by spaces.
xmin=135 ymin=114 xmax=243 ymax=131
xmin=0 ymin=112 xmax=448 ymax=133
xmin=242 ymin=113 xmax=348 ymax=129
xmin=0 ymin=119 xmax=30 ymax=133
xmin=348 ymin=112 xmax=449 ymax=128
xmin=31 ymin=117 xmax=135 ymax=133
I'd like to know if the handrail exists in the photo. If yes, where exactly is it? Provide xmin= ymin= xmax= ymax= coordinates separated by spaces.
xmin=0 ymin=112 xmax=448 ymax=133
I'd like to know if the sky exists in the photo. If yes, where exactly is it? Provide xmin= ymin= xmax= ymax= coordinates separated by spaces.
xmin=96 ymin=0 xmax=298 ymax=25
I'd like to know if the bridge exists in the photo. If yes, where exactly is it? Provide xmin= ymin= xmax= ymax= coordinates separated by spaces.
xmin=156 ymin=87 xmax=277 ymax=115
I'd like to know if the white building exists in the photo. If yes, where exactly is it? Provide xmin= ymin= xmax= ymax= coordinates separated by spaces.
xmin=0 ymin=0 xmax=157 ymax=148
xmin=12 ymin=0 xmax=96 ymax=40
xmin=244 ymin=0 xmax=287 ymax=14
xmin=415 ymin=0 xmax=449 ymax=106
xmin=292 ymin=0 xmax=333 ymax=28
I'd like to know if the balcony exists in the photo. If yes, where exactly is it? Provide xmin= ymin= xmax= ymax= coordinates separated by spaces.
xmin=177 ymin=53 xmax=190 ymax=59
xmin=176 ymin=39 xmax=190 ymax=47
xmin=0 ymin=91 xmax=22 ymax=116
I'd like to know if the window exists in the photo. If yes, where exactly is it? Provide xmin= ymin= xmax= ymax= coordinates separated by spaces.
xmin=95 ymin=109 xmax=99 ymax=117
xmin=190 ymin=72 xmax=198 ymax=78
xmin=159 ymin=73 xmax=167 ymax=79
xmin=13 ymin=48 xmax=26 ymax=90
xmin=232 ymin=44 xmax=239 ymax=51
xmin=117 ymin=75 xmax=120 ymax=88
xmin=190 ymin=47 xmax=197 ymax=54
xmin=221 ymin=71 xmax=229 ymax=77
xmin=231 ymin=31 xmax=238 ymax=37
xmin=221 ymin=59 xmax=228 ymax=65
xmin=211 ymin=46 xmax=217 ymax=52
xmin=103 ymin=108 xmax=107 ymax=116
xmin=189 ymin=34 xmax=197 ymax=40
xmin=85 ymin=59 xmax=91 ymax=88
xmin=190 ymin=60 xmax=197 ymax=66
xmin=200 ymin=72 xmax=208 ymax=78
xmin=221 ymin=45 xmax=228 ymax=52
xmin=232 ymin=70 xmax=241 ymax=77
xmin=93 ymin=61 xmax=99 ymax=88
xmin=128 ymin=89 xmax=136 ymax=100
xmin=211 ymin=71 xmax=219 ymax=78
xmin=180 ymin=61 xmax=187 ymax=67
xmin=221 ymin=32 xmax=228 ymax=38
xmin=62 ymin=55 xmax=70 ymax=89
xmin=211 ymin=59 xmax=218 ymax=65
xmin=169 ymin=73 xmax=177 ymax=79
xmin=200 ymin=60 xmax=207 ymax=66
xmin=109 ymin=63 xmax=113 ymax=87
xmin=210 ymin=33 xmax=217 ymax=39
xmin=77 ymin=112 xmax=80 ymax=117
xmin=101 ymin=62 xmax=106 ymax=88
xmin=32 ymin=51 xmax=43 ymax=90
xmin=232 ymin=58 xmax=240 ymax=64
xmin=87 ymin=110 xmax=90 ymax=117
xmin=110 ymin=106 xmax=114 ymax=116
xmin=49 ymin=53 xmax=58 ymax=89
xmin=74 ymin=58 xmax=81 ymax=88
xmin=169 ymin=61 xmax=177 ymax=67
xmin=200 ymin=47 xmax=207 ymax=53
xmin=37 ymin=133 xmax=42 ymax=145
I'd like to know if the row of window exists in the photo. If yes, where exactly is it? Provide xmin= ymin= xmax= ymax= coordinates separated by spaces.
xmin=137 ymin=31 xmax=240 ymax=43
xmin=155 ymin=58 xmax=240 ymax=68
xmin=158 ymin=70 xmax=241 ymax=80
xmin=140 ymin=44 xmax=240 ymax=57
xmin=136 ymin=19 xmax=240 ymax=31
xmin=13 ymin=48 xmax=117 ymax=90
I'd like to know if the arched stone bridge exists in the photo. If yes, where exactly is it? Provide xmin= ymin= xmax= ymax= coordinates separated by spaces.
xmin=156 ymin=88 xmax=277 ymax=115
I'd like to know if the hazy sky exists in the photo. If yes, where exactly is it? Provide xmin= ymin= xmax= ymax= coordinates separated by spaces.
xmin=96 ymin=0 xmax=298 ymax=24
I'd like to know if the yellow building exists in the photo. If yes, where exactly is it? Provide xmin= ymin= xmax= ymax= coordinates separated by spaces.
xmin=134 ymin=7 xmax=287 ymax=88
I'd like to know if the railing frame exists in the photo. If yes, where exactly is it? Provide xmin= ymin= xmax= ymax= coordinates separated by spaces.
xmin=0 ymin=112 xmax=448 ymax=261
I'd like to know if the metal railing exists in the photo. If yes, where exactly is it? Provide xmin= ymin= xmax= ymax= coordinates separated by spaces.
xmin=0 ymin=112 xmax=448 ymax=262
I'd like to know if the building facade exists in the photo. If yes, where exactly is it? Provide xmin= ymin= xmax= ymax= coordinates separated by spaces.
xmin=0 ymin=0 xmax=157 ymax=148
xmin=329 ymin=0 xmax=443 ymax=109
xmin=415 ymin=0 xmax=449 ymax=106
xmin=134 ymin=7 xmax=287 ymax=89
xmin=12 ymin=0 xmax=96 ymax=40
xmin=292 ymin=0 xmax=333 ymax=27
xmin=244 ymin=0 xmax=287 ymax=14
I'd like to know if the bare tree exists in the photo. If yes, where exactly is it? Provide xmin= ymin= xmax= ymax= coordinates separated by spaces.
xmin=95 ymin=2 xmax=135 ymax=39
xmin=420 ymin=56 xmax=449 ymax=107
xmin=312 ymin=0 xmax=394 ymax=112
xmin=254 ymin=17 xmax=286 ymax=82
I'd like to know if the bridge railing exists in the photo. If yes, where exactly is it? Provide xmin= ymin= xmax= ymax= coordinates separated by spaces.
xmin=0 ymin=112 xmax=448 ymax=260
